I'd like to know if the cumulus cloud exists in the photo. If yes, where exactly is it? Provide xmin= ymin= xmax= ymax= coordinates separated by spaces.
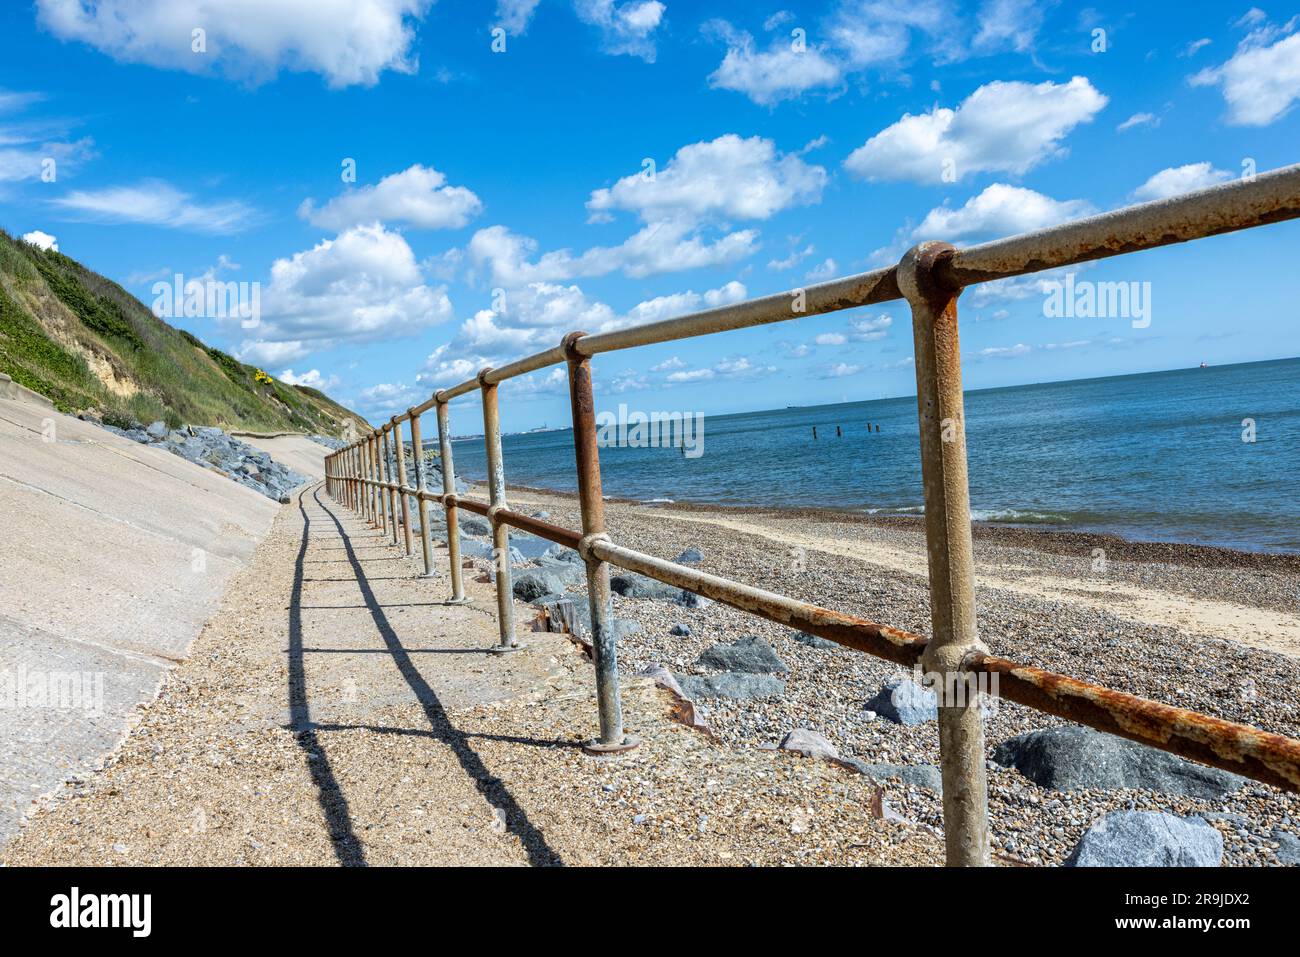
xmin=586 ymin=134 xmax=826 ymax=225
xmin=574 ymin=0 xmax=666 ymax=61
xmin=1132 ymin=162 xmax=1232 ymax=201
xmin=1189 ymin=17 xmax=1300 ymax=126
xmin=972 ymin=0 xmax=1046 ymax=54
xmin=50 ymin=180 xmax=257 ymax=233
xmin=278 ymin=368 xmax=339 ymax=389
xmin=35 ymin=0 xmax=431 ymax=88
xmin=817 ymin=362 xmax=861 ymax=378
xmin=237 ymin=223 xmax=452 ymax=364
xmin=299 ymin=165 xmax=482 ymax=231
xmin=665 ymin=355 xmax=776 ymax=383
xmin=20 ymin=230 xmax=58 ymax=250
xmin=913 ymin=184 xmax=1095 ymax=241
xmin=844 ymin=76 xmax=1107 ymax=184
xmin=704 ymin=1 xmax=951 ymax=106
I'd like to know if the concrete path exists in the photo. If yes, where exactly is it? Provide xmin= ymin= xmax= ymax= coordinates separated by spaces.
xmin=2 ymin=481 xmax=941 ymax=866
xmin=233 ymin=433 xmax=330 ymax=481
xmin=0 ymin=397 xmax=278 ymax=844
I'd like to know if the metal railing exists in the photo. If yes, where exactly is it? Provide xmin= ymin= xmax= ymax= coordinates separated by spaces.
xmin=325 ymin=165 xmax=1300 ymax=866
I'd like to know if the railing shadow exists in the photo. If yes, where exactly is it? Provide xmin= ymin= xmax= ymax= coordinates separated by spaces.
xmin=310 ymin=485 xmax=562 ymax=866
xmin=289 ymin=485 xmax=368 ymax=866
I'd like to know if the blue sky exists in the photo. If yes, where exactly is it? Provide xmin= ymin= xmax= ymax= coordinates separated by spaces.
xmin=2 ymin=0 xmax=1298 ymax=431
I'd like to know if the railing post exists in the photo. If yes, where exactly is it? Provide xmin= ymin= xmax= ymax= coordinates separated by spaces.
xmin=381 ymin=427 xmax=398 ymax=545
xmin=366 ymin=434 xmax=378 ymax=527
xmin=478 ymin=369 xmax=520 ymax=652
xmin=392 ymin=417 xmax=414 ymax=556
xmin=899 ymin=241 xmax=990 ymax=867
xmin=435 ymin=395 xmax=471 ymax=604
xmin=372 ymin=432 xmax=387 ymax=534
xmin=563 ymin=333 xmax=638 ymax=755
xmin=408 ymin=408 xmax=435 ymax=577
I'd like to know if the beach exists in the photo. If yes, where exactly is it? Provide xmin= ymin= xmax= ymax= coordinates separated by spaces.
xmin=501 ymin=483 xmax=1300 ymax=866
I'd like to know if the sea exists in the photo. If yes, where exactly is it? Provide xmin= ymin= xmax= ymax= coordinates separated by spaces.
xmin=448 ymin=357 xmax=1300 ymax=553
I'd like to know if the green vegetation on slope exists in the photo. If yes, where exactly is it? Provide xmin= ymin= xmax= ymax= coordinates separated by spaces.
xmin=0 ymin=229 xmax=369 ymax=437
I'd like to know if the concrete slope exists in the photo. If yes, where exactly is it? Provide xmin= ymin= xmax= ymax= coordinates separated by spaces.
xmin=233 ymin=433 xmax=329 ymax=481
xmin=0 ymin=397 xmax=279 ymax=844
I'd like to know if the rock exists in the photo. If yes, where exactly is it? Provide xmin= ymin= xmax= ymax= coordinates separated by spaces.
xmin=676 ymin=590 xmax=713 ymax=609
xmin=532 ymin=592 xmax=637 ymax=642
xmin=146 ymin=420 xmax=168 ymax=439
xmin=675 ymin=672 xmax=785 ymax=701
xmin=674 ymin=547 xmax=704 ymax=564
xmin=840 ymin=760 xmax=943 ymax=792
xmin=610 ymin=572 xmax=682 ymax=601
xmin=460 ymin=516 xmax=491 ymax=536
xmin=864 ymin=677 xmax=937 ymax=726
xmin=512 ymin=564 xmax=583 ymax=602
xmin=779 ymin=728 xmax=838 ymax=760
xmin=637 ymin=663 xmax=686 ymax=699
xmin=993 ymin=726 xmax=1246 ymax=799
xmin=791 ymin=629 xmax=838 ymax=651
xmin=1274 ymin=829 xmax=1300 ymax=865
xmin=1064 ymin=811 xmax=1224 ymax=867
xmin=669 ymin=622 xmax=692 ymax=637
xmin=695 ymin=635 xmax=788 ymax=674
xmin=531 ymin=510 xmax=550 ymax=520
xmin=539 ymin=545 xmax=583 ymax=566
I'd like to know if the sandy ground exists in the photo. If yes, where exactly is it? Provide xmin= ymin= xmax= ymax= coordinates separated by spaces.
xmin=233 ymin=433 xmax=330 ymax=481
xmin=1 ymin=484 xmax=941 ymax=866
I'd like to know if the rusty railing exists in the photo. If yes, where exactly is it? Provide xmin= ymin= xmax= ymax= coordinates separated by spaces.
xmin=324 ymin=164 xmax=1300 ymax=866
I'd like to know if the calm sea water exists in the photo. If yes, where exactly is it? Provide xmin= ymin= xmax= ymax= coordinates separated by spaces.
xmin=450 ymin=357 xmax=1300 ymax=553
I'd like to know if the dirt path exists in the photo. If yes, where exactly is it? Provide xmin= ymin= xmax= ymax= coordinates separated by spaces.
xmin=2 ymin=484 xmax=940 ymax=866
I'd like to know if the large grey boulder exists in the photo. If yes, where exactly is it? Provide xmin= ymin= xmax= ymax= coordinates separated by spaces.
xmin=512 ymin=564 xmax=584 ymax=602
xmin=146 ymin=420 xmax=168 ymax=439
xmin=459 ymin=516 xmax=491 ymax=536
xmin=675 ymin=673 xmax=785 ymax=700
xmin=840 ymin=761 xmax=943 ymax=792
xmin=695 ymin=635 xmax=788 ymax=674
xmin=791 ymin=629 xmax=838 ymax=651
xmin=993 ymin=726 xmax=1245 ymax=799
xmin=1064 ymin=811 xmax=1223 ymax=867
xmin=675 ymin=547 xmax=704 ymax=564
xmin=610 ymin=572 xmax=682 ymax=601
xmin=1274 ymin=829 xmax=1300 ymax=866
xmin=865 ymin=677 xmax=938 ymax=726
xmin=779 ymin=729 xmax=838 ymax=760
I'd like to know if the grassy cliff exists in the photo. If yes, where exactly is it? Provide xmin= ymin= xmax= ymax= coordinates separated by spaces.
xmin=0 ymin=228 xmax=368 ymax=437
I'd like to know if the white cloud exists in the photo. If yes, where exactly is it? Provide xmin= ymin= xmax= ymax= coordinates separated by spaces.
xmin=240 ymin=223 xmax=452 ymax=363
xmin=1132 ymin=162 xmax=1232 ymax=201
xmin=468 ymin=220 xmax=758 ymax=285
xmin=649 ymin=356 xmax=684 ymax=371
xmin=587 ymin=134 xmax=827 ymax=225
xmin=845 ymin=76 xmax=1107 ymax=184
xmin=704 ymin=1 xmax=950 ymax=106
xmin=1181 ymin=38 xmax=1212 ymax=57
xmin=972 ymin=0 xmax=1045 ymax=54
xmin=354 ymin=381 xmax=426 ymax=420
xmin=299 ymin=165 xmax=482 ymax=231
xmin=494 ymin=0 xmax=541 ymax=35
xmin=35 ymin=0 xmax=431 ymax=88
xmin=768 ymin=241 xmax=814 ymax=271
xmin=805 ymin=258 xmax=837 ymax=281
xmin=20 ymin=230 xmax=58 ymax=250
xmin=50 ymin=180 xmax=257 ymax=233
xmin=977 ymin=343 xmax=1032 ymax=359
xmin=818 ymin=362 xmax=861 ymax=378
xmin=666 ymin=368 xmax=714 ymax=383
xmin=847 ymin=313 xmax=892 ymax=340
xmin=815 ymin=332 xmax=847 ymax=346
xmin=574 ymin=0 xmax=666 ymax=61
xmin=1189 ymin=20 xmax=1300 ymax=126
xmin=278 ymin=368 xmax=339 ymax=389
xmin=0 ymin=90 xmax=94 ymax=184
xmin=665 ymin=354 xmax=775 ymax=383
xmin=913 ymin=184 xmax=1095 ymax=240
xmin=1117 ymin=111 xmax=1158 ymax=132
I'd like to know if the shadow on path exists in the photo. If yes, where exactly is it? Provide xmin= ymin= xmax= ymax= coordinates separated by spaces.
xmin=309 ymin=486 xmax=562 ymax=866
xmin=288 ymin=485 xmax=368 ymax=866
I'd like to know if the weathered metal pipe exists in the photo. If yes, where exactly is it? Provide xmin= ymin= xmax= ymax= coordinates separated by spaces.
xmin=435 ymin=398 xmax=470 ymax=604
xmin=565 ymin=334 xmax=636 ymax=753
xmin=901 ymin=241 xmax=989 ymax=868
xmin=479 ymin=372 xmax=518 ymax=651
xmin=392 ymin=417 xmax=414 ymax=556
xmin=408 ymin=410 xmax=435 ymax=577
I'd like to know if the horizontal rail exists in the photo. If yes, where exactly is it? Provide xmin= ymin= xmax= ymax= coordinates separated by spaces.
xmin=364 ymin=163 xmax=1300 ymax=427
xmin=342 ymin=469 xmax=1300 ymax=792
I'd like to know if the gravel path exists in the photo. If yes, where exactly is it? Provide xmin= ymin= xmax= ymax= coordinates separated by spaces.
xmin=1 ymin=484 xmax=941 ymax=867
